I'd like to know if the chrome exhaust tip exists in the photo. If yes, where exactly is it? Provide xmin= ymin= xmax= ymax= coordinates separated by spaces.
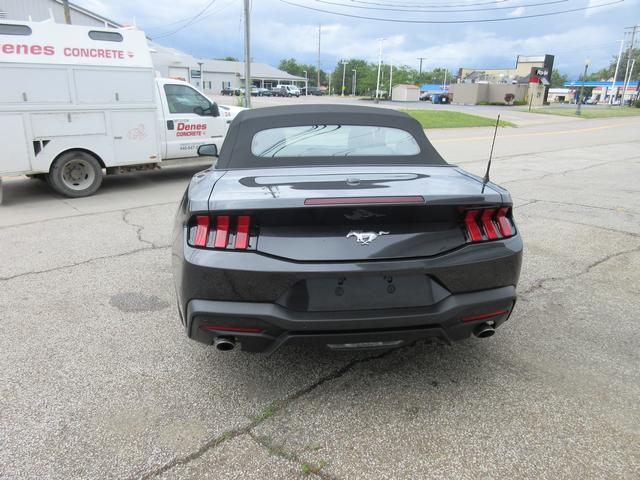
xmin=474 ymin=323 xmax=496 ymax=339
xmin=214 ymin=336 xmax=236 ymax=351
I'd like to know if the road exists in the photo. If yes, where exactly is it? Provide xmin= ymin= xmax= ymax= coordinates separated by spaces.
xmin=1 ymin=107 xmax=639 ymax=479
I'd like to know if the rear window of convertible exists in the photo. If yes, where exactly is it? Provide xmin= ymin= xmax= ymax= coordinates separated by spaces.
xmin=250 ymin=125 xmax=420 ymax=157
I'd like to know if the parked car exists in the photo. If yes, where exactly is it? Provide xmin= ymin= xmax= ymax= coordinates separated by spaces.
xmin=172 ymin=105 xmax=523 ymax=353
xmin=273 ymin=85 xmax=301 ymax=97
xmin=419 ymin=91 xmax=431 ymax=101
xmin=221 ymin=87 xmax=235 ymax=96
xmin=256 ymin=88 xmax=272 ymax=96
xmin=301 ymin=86 xmax=324 ymax=96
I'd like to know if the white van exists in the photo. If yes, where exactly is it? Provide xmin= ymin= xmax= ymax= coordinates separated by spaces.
xmin=0 ymin=20 xmax=236 ymax=199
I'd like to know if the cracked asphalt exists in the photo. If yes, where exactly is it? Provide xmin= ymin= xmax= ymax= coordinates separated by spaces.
xmin=1 ymin=111 xmax=639 ymax=479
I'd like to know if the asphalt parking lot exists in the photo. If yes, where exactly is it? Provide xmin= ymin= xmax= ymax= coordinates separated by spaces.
xmin=1 ymin=104 xmax=639 ymax=479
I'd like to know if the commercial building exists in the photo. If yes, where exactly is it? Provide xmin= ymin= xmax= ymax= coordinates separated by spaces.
xmin=458 ymin=55 xmax=554 ymax=85
xmin=151 ymin=46 xmax=306 ymax=94
xmin=1 ymin=0 xmax=307 ymax=93
xmin=564 ymin=80 xmax=639 ymax=104
xmin=391 ymin=84 xmax=420 ymax=102
xmin=452 ymin=54 xmax=554 ymax=106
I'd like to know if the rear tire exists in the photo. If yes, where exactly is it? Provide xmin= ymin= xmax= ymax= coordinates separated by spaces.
xmin=48 ymin=151 xmax=103 ymax=198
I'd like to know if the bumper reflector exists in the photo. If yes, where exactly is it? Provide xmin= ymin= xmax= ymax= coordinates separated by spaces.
xmin=462 ymin=309 xmax=509 ymax=322
xmin=201 ymin=324 xmax=264 ymax=333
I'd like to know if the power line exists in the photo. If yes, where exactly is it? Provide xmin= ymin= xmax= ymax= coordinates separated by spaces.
xmin=349 ymin=0 xmax=511 ymax=7
xmin=279 ymin=0 xmax=625 ymax=24
xmin=313 ymin=0 xmax=568 ymax=14
xmin=151 ymin=0 xmax=218 ymax=39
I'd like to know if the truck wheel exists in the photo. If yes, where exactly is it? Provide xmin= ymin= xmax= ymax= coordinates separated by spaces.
xmin=48 ymin=151 xmax=103 ymax=198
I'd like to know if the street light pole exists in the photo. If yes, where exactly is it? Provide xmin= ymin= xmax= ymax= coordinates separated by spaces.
xmin=375 ymin=38 xmax=385 ymax=103
xmin=242 ymin=0 xmax=251 ymax=108
xmin=352 ymin=69 xmax=357 ymax=96
xmin=610 ymin=39 xmax=624 ymax=104
xmin=303 ymin=70 xmax=308 ymax=96
xmin=341 ymin=61 xmax=348 ymax=97
xmin=575 ymin=59 xmax=591 ymax=116
xmin=388 ymin=58 xmax=393 ymax=98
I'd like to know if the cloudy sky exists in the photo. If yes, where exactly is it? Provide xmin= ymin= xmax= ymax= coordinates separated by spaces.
xmin=76 ymin=0 xmax=638 ymax=78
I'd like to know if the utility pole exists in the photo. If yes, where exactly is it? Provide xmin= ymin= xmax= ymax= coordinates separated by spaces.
xmin=243 ymin=0 xmax=251 ymax=108
xmin=341 ymin=60 xmax=348 ymax=96
xmin=317 ymin=24 xmax=321 ymax=87
xmin=352 ymin=69 xmax=357 ymax=96
xmin=621 ymin=25 xmax=639 ymax=107
xmin=417 ymin=57 xmax=426 ymax=76
xmin=197 ymin=62 xmax=203 ymax=89
xmin=575 ymin=59 xmax=591 ymax=116
xmin=62 ymin=0 xmax=72 ymax=24
xmin=388 ymin=58 xmax=393 ymax=98
xmin=610 ymin=39 xmax=624 ymax=104
xmin=303 ymin=70 xmax=308 ymax=96
xmin=375 ymin=38 xmax=385 ymax=103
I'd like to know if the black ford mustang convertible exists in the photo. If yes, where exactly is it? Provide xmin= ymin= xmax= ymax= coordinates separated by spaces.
xmin=172 ymin=105 xmax=522 ymax=353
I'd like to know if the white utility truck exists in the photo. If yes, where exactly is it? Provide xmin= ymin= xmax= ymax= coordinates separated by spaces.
xmin=0 ymin=20 xmax=235 ymax=199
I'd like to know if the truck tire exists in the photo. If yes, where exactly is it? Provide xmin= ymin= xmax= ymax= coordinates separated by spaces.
xmin=48 ymin=151 xmax=103 ymax=198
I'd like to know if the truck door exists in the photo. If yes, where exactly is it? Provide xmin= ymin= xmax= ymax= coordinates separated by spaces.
xmin=160 ymin=83 xmax=227 ymax=160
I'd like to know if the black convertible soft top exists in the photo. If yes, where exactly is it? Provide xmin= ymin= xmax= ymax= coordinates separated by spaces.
xmin=215 ymin=104 xmax=447 ymax=169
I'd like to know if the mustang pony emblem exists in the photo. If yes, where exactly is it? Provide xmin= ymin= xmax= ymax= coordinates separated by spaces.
xmin=346 ymin=230 xmax=390 ymax=245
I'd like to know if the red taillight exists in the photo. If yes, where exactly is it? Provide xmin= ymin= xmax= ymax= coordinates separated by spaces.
xmin=463 ymin=206 xmax=514 ymax=243
xmin=194 ymin=215 xmax=210 ymax=247
xmin=191 ymin=214 xmax=253 ymax=250
xmin=462 ymin=309 xmax=510 ymax=322
xmin=481 ymin=208 xmax=499 ymax=240
xmin=496 ymin=207 xmax=513 ymax=237
xmin=234 ymin=215 xmax=251 ymax=249
xmin=464 ymin=210 xmax=483 ymax=242
xmin=201 ymin=324 xmax=264 ymax=333
xmin=214 ymin=215 xmax=230 ymax=248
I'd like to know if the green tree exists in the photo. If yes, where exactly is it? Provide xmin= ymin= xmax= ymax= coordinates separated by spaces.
xmin=585 ymin=48 xmax=640 ymax=81
xmin=550 ymin=69 xmax=568 ymax=88
xmin=278 ymin=58 xmax=326 ymax=86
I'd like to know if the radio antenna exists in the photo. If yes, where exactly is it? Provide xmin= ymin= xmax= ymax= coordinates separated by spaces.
xmin=482 ymin=115 xmax=500 ymax=193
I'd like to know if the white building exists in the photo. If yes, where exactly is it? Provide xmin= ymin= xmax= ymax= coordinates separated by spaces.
xmin=1 ymin=0 xmax=307 ymax=93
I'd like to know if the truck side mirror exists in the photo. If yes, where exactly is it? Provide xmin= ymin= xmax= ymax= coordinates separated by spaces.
xmin=197 ymin=144 xmax=218 ymax=157
xmin=211 ymin=103 xmax=220 ymax=117
xmin=193 ymin=106 xmax=205 ymax=116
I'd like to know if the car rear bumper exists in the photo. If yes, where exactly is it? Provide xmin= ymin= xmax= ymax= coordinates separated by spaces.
xmin=186 ymin=285 xmax=516 ymax=353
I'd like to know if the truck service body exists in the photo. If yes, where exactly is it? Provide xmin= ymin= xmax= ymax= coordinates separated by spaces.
xmin=0 ymin=20 xmax=234 ymax=199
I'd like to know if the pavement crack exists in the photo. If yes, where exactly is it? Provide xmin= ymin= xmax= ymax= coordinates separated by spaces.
xmin=0 ymin=246 xmax=169 ymax=282
xmin=520 ymin=244 xmax=640 ymax=297
xmin=247 ymin=432 xmax=336 ymax=479
xmin=136 ymin=349 xmax=398 ymax=479
xmin=122 ymin=209 xmax=156 ymax=248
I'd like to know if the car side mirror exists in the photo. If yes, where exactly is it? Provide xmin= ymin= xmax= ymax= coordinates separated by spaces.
xmin=197 ymin=144 xmax=218 ymax=157
xmin=211 ymin=103 xmax=220 ymax=117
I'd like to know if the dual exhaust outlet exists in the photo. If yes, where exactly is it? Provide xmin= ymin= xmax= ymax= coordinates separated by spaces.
xmin=214 ymin=336 xmax=237 ymax=351
xmin=213 ymin=323 xmax=495 ymax=353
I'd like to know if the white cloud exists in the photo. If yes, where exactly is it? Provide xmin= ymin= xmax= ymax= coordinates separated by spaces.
xmin=508 ymin=7 xmax=525 ymax=18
